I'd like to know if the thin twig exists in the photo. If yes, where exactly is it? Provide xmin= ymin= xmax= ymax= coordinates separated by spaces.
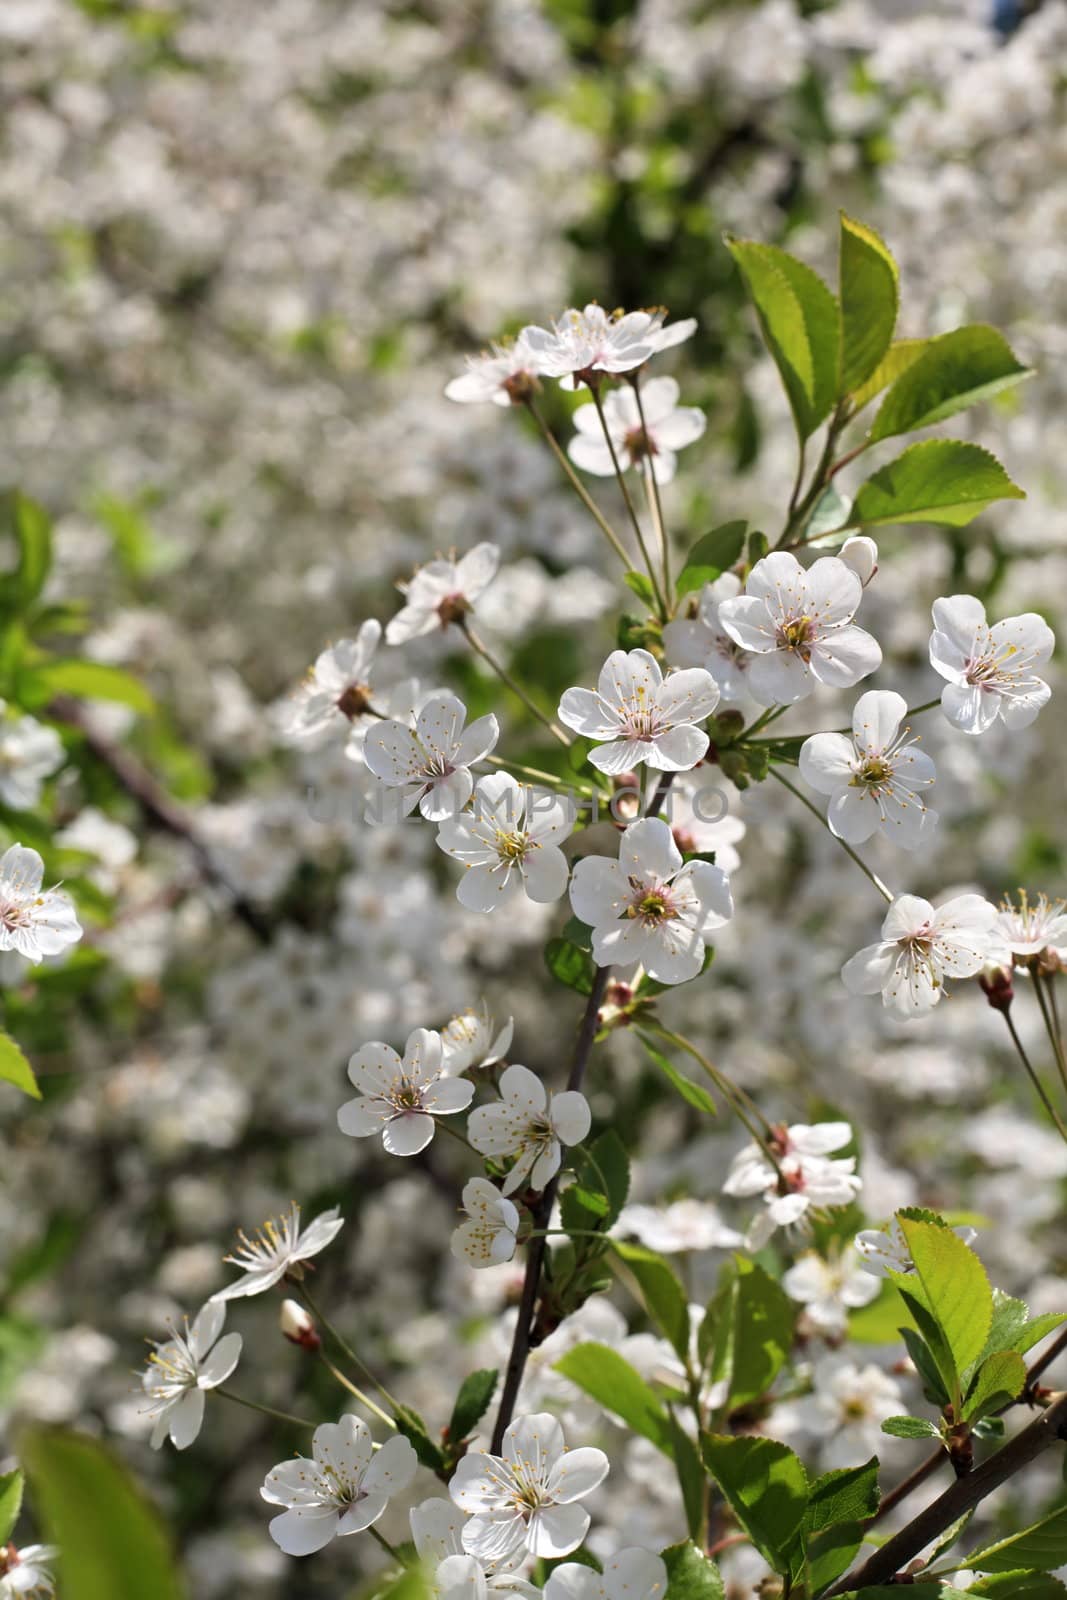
xmin=770 ymin=767 xmax=894 ymax=903
xmin=461 ymin=620 xmax=571 ymax=747
xmin=524 ymin=397 xmax=631 ymax=570
xmin=588 ymin=385 xmax=667 ymax=617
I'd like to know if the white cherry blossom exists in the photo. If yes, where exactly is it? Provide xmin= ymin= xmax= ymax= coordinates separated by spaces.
xmin=442 ymin=1005 xmax=514 ymax=1075
xmin=854 ymin=1215 xmax=977 ymax=1278
xmin=0 ymin=708 xmax=64 ymax=809
xmin=662 ymin=573 xmax=753 ymax=704
xmin=386 ymin=544 xmax=501 ymax=644
xmin=450 ymin=1412 xmax=608 ymax=1560
xmin=211 ymin=1203 xmax=344 ymax=1302
xmin=262 ymin=1413 xmax=417 ymax=1556
xmin=522 ymin=305 xmax=693 ymax=389
xmin=436 ymin=774 xmax=574 ymax=913
xmin=280 ymin=622 xmax=382 ymax=743
xmin=364 ymin=692 xmax=500 ymax=822
xmin=410 ymin=1498 xmax=539 ymax=1600
xmin=929 ymin=594 xmax=1054 ymax=734
xmin=558 ymin=648 xmax=719 ymax=774
xmin=569 ymin=816 xmax=732 ymax=985
xmin=717 ymin=551 xmax=881 ymax=706
xmin=0 ymin=1545 xmax=58 ymax=1598
xmin=468 ymin=1064 xmax=590 ymax=1196
xmin=838 ymin=535 xmax=879 ymax=588
xmin=723 ymin=1123 xmax=862 ymax=1249
xmin=338 ymin=1026 xmax=474 ymax=1156
xmin=0 ymin=844 xmax=82 ymax=964
xmin=445 ymin=336 xmax=543 ymax=407
xmin=141 ymin=1300 xmax=242 ymax=1450
xmin=568 ymin=378 xmax=705 ymax=485
xmin=799 ymin=690 xmax=937 ymax=847
xmin=781 ymin=1249 xmax=880 ymax=1335
xmin=615 ymin=1199 xmax=743 ymax=1254
xmin=777 ymin=1355 xmax=903 ymax=1471
xmin=668 ymin=775 xmax=746 ymax=874
xmin=996 ymin=891 xmax=1067 ymax=960
xmin=451 ymin=1178 xmax=521 ymax=1268
xmin=544 ymin=1549 xmax=667 ymax=1600
xmin=841 ymin=893 xmax=1007 ymax=1015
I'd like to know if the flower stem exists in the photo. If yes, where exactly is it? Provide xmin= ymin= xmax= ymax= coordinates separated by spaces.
xmin=216 ymin=1387 xmax=314 ymax=1429
xmin=296 ymin=1284 xmax=402 ymax=1413
xmin=770 ymin=767 xmax=894 ymax=904
xmin=367 ymin=1525 xmax=407 ymax=1565
xmin=1034 ymin=975 xmax=1067 ymax=1106
xmin=524 ymin=398 xmax=631 ymax=570
xmin=1000 ymin=1006 xmax=1067 ymax=1144
xmin=588 ymin=384 xmax=668 ymax=618
xmin=484 ymin=752 xmax=596 ymax=798
xmin=460 ymin=620 xmax=571 ymax=748
xmin=319 ymin=1353 xmax=397 ymax=1427
xmin=631 ymin=375 xmax=673 ymax=606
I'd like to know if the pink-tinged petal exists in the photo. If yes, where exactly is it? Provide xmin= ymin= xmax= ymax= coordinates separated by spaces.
xmin=717 ymin=595 xmax=778 ymax=653
xmin=269 ymin=1507 xmax=340 ymax=1556
xmin=799 ymin=733 xmax=855 ymax=793
xmin=809 ymin=625 xmax=881 ymax=689
xmin=423 ymin=1076 xmax=475 ymax=1114
xmin=569 ymin=856 xmax=626 ymax=926
xmin=197 ymin=1332 xmax=242 ymax=1389
xmin=422 ymin=767 xmax=474 ymax=821
xmin=940 ymin=681 xmax=1000 ymax=734
xmin=363 ymin=1433 xmax=419 ymax=1497
xmin=550 ymin=1090 xmax=591 ymax=1146
xmin=456 ymin=712 xmax=501 ymax=768
xmin=527 ymin=1503 xmax=590 ymax=1558
xmin=558 ymin=687 xmax=620 ymax=739
xmin=546 ymin=1446 xmax=609 ymax=1503
xmin=522 ymin=846 xmax=570 ymax=904
xmin=382 ymin=1112 xmax=436 ymax=1156
xmin=500 ymin=1062 xmax=548 ymax=1114
xmin=620 ymin=816 xmax=681 ymax=881
xmin=168 ymin=1388 xmax=205 ymax=1450
xmin=746 ymin=649 xmax=812 ymax=706
xmin=338 ymin=1096 xmax=389 ymax=1138
xmin=851 ymin=690 xmax=907 ymax=753
xmin=840 ymin=942 xmax=895 ymax=996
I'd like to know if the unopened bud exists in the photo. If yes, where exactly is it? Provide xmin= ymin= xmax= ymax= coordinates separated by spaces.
xmin=839 ymin=534 xmax=879 ymax=587
xmin=280 ymin=1299 xmax=321 ymax=1351
xmin=979 ymin=963 xmax=1014 ymax=1013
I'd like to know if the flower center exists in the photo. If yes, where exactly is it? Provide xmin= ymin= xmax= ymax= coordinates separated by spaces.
xmin=626 ymin=879 xmax=677 ymax=925
xmin=437 ymin=592 xmax=470 ymax=627
xmin=494 ymin=829 xmax=530 ymax=864
xmin=778 ymin=615 xmax=815 ymax=657
xmin=623 ymin=424 xmax=657 ymax=462
xmin=856 ymin=757 xmax=892 ymax=787
xmin=336 ymin=683 xmax=372 ymax=720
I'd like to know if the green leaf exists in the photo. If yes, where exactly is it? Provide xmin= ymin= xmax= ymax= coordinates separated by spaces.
xmin=1008 ymin=1312 xmax=1067 ymax=1358
xmin=448 ymin=1369 xmax=497 ymax=1443
xmin=896 ymin=1215 xmax=993 ymax=1390
xmin=555 ymin=1343 xmax=674 ymax=1453
xmin=675 ymin=522 xmax=748 ymax=598
xmin=839 ymin=214 xmax=898 ymax=394
xmin=967 ymin=1504 xmax=1067 ymax=1573
xmin=849 ymin=338 xmax=927 ymax=412
xmin=702 ymin=1433 xmax=808 ymax=1573
xmin=9 ymin=494 xmax=53 ymax=611
xmin=868 ymin=325 xmax=1031 ymax=442
xmin=544 ymin=937 xmax=595 ymax=996
xmin=726 ymin=238 xmax=839 ymax=441
xmin=899 ymin=1324 xmax=951 ymax=1409
xmin=19 ymin=658 xmax=155 ymax=716
xmin=848 ymin=440 xmax=1025 ymax=530
xmin=0 ymin=1468 xmax=23 ymax=1544
xmin=664 ymin=1421 xmax=708 ymax=1546
xmin=880 ymin=1414 xmax=942 ymax=1439
xmin=661 ymin=1541 xmax=725 ymax=1600
xmin=612 ymin=1241 xmax=691 ymax=1361
xmin=393 ymin=1403 xmax=445 ymax=1471
xmin=803 ymin=483 xmax=852 ymax=547
xmin=0 ymin=1033 xmax=40 ymax=1100
xmin=700 ymin=1256 xmax=795 ymax=1411
xmin=561 ymin=1130 xmax=630 ymax=1235
xmin=635 ymin=1032 xmax=716 ymax=1115
xmin=21 ymin=1425 xmax=187 ymax=1600
xmin=803 ymin=1459 xmax=880 ymax=1596
xmin=967 ymin=1574 xmax=1067 ymax=1598
xmin=962 ymin=1350 xmax=1026 ymax=1423
xmin=624 ymin=570 xmax=658 ymax=610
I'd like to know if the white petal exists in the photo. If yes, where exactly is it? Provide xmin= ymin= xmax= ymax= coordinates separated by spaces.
xmin=550 ymin=1090 xmax=591 ymax=1147
xmin=383 ymin=1112 xmax=436 ymax=1156
xmin=799 ymin=734 xmax=855 ymax=793
xmin=269 ymin=1507 xmax=340 ymax=1556
xmin=527 ymin=1503 xmax=590 ymax=1558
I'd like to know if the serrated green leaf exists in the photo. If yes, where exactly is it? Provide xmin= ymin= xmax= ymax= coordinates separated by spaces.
xmin=448 ymin=1369 xmax=497 ymax=1443
xmin=698 ymin=1257 xmax=794 ymax=1412
xmin=635 ymin=1032 xmax=716 ymax=1115
xmin=727 ymin=238 xmax=839 ymax=441
xmin=967 ymin=1573 xmax=1067 ymax=1598
xmin=612 ymin=1241 xmax=690 ymax=1361
xmin=880 ymin=1414 xmax=942 ymax=1439
xmin=21 ymin=1426 xmax=187 ymax=1600
xmin=555 ymin=1343 xmax=674 ymax=1453
xmin=897 ymin=1216 xmax=993 ymax=1393
xmin=661 ymin=1541 xmax=725 ymax=1600
xmin=868 ymin=325 xmax=1031 ymax=442
xmin=560 ymin=1130 xmax=629 ymax=1235
xmin=962 ymin=1350 xmax=1026 ymax=1422
xmin=0 ymin=1468 xmax=23 ymax=1544
xmin=393 ymin=1403 xmax=445 ymax=1470
xmin=702 ymin=1433 xmax=808 ymax=1573
xmin=967 ymin=1504 xmax=1067 ymax=1573
xmin=805 ymin=1458 xmax=880 ymax=1533
xmin=848 ymin=440 xmax=1025 ymax=530
xmin=675 ymin=522 xmax=747 ymax=598
xmin=839 ymin=214 xmax=898 ymax=394
xmin=1009 ymin=1311 xmax=1067 ymax=1358
xmin=849 ymin=337 xmax=927 ymax=412
xmin=544 ymin=937 xmax=595 ymax=996
xmin=0 ymin=1033 xmax=40 ymax=1100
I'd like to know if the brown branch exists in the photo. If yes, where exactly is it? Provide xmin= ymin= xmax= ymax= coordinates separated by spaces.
xmin=50 ymin=695 xmax=272 ymax=943
xmin=827 ymin=1391 xmax=1067 ymax=1594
